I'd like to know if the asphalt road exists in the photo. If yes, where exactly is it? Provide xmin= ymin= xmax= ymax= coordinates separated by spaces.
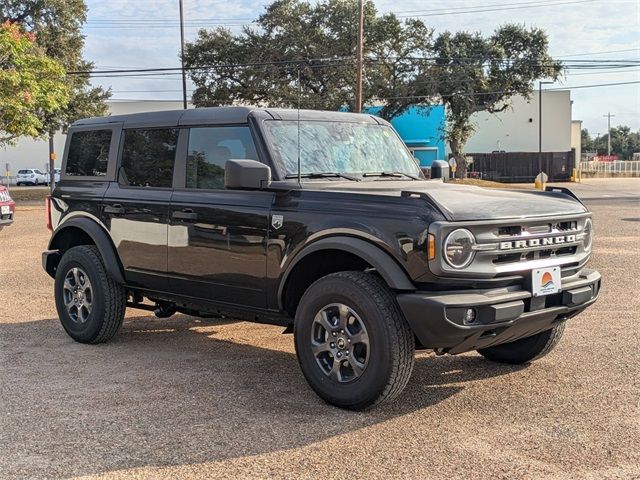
xmin=1 ymin=179 xmax=638 ymax=479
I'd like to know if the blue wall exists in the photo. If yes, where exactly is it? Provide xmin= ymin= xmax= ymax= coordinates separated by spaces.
xmin=365 ymin=105 xmax=446 ymax=167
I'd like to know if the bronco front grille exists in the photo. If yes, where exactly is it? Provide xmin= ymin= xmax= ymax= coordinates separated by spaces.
xmin=429 ymin=214 xmax=592 ymax=278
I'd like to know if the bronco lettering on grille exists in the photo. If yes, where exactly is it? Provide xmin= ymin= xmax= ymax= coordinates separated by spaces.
xmin=499 ymin=234 xmax=577 ymax=250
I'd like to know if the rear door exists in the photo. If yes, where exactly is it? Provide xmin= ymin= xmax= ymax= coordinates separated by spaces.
xmin=102 ymin=127 xmax=181 ymax=291
xmin=167 ymin=125 xmax=273 ymax=309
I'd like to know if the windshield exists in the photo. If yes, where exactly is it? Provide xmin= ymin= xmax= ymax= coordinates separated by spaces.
xmin=263 ymin=121 xmax=422 ymax=179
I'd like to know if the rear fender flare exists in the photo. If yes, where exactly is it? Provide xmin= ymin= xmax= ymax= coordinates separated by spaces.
xmin=47 ymin=216 xmax=125 ymax=284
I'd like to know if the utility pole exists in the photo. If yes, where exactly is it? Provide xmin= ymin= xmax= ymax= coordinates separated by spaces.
xmin=603 ymin=112 xmax=615 ymax=156
xmin=354 ymin=0 xmax=364 ymax=113
xmin=537 ymin=81 xmax=553 ymax=174
xmin=179 ymin=0 xmax=188 ymax=110
xmin=48 ymin=134 xmax=55 ymax=193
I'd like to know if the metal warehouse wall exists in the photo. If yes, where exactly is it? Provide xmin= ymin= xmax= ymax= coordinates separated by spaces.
xmin=464 ymin=90 xmax=572 ymax=154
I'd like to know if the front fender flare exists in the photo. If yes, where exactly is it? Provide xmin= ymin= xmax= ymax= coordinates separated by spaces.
xmin=46 ymin=217 xmax=125 ymax=284
xmin=278 ymin=236 xmax=415 ymax=309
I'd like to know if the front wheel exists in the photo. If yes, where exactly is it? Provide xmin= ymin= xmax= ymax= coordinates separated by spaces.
xmin=294 ymin=271 xmax=415 ymax=410
xmin=477 ymin=323 xmax=565 ymax=364
xmin=55 ymin=245 xmax=126 ymax=344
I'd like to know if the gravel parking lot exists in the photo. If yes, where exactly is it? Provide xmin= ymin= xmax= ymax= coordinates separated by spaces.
xmin=1 ymin=179 xmax=638 ymax=479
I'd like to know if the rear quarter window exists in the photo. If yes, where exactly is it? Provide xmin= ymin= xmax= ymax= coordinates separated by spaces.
xmin=65 ymin=130 xmax=112 ymax=177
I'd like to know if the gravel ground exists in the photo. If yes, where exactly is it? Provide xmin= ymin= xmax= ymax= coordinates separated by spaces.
xmin=0 ymin=180 xmax=639 ymax=479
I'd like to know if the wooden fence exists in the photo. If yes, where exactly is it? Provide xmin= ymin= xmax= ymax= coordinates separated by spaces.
xmin=466 ymin=151 xmax=575 ymax=183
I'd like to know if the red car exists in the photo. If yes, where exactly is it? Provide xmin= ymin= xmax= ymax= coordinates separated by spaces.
xmin=0 ymin=185 xmax=15 ymax=231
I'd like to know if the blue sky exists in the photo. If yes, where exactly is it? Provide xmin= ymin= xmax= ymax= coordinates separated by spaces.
xmin=83 ymin=0 xmax=639 ymax=133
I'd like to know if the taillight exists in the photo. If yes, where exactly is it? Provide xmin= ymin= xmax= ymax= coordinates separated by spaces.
xmin=45 ymin=195 xmax=52 ymax=231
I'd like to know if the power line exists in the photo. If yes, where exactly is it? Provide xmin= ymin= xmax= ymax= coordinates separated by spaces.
xmin=107 ymin=80 xmax=639 ymax=100
xmin=547 ymin=80 xmax=640 ymax=89
xmin=71 ymin=57 xmax=640 ymax=77
xmin=556 ymin=47 xmax=640 ymax=57
xmin=395 ymin=0 xmax=598 ymax=17
xmin=82 ymin=0 xmax=600 ymax=30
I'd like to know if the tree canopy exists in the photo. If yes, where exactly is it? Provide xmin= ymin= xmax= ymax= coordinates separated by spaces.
xmin=184 ymin=0 xmax=433 ymax=112
xmin=184 ymin=0 xmax=562 ymax=176
xmin=0 ymin=21 xmax=69 ymax=145
xmin=421 ymin=25 xmax=562 ymax=174
xmin=582 ymin=127 xmax=640 ymax=159
xmin=1 ymin=0 xmax=110 ymax=137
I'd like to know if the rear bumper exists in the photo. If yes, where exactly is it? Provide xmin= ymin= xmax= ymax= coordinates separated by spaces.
xmin=397 ymin=269 xmax=601 ymax=354
xmin=0 ymin=202 xmax=15 ymax=227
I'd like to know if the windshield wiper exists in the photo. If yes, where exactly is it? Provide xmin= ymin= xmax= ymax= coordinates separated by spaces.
xmin=284 ymin=172 xmax=361 ymax=181
xmin=362 ymin=171 xmax=421 ymax=180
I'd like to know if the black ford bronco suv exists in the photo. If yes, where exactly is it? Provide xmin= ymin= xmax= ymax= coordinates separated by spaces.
xmin=43 ymin=107 xmax=601 ymax=410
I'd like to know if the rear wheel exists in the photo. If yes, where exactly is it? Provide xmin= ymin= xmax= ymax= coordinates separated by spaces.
xmin=294 ymin=271 xmax=414 ymax=410
xmin=477 ymin=323 xmax=565 ymax=364
xmin=55 ymin=245 xmax=126 ymax=344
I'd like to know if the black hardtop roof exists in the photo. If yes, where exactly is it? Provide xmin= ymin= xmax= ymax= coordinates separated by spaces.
xmin=71 ymin=106 xmax=384 ymax=129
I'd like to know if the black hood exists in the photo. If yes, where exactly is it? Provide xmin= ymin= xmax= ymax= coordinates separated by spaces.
xmin=308 ymin=179 xmax=587 ymax=221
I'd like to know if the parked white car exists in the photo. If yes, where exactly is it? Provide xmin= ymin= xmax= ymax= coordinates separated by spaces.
xmin=47 ymin=168 xmax=61 ymax=185
xmin=16 ymin=169 xmax=47 ymax=186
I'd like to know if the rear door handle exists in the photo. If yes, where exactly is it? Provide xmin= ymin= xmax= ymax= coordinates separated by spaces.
xmin=104 ymin=204 xmax=125 ymax=215
xmin=172 ymin=209 xmax=198 ymax=220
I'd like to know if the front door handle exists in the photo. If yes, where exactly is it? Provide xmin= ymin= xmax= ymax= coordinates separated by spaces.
xmin=172 ymin=209 xmax=198 ymax=221
xmin=104 ymin=204 xmax=125 ymax=215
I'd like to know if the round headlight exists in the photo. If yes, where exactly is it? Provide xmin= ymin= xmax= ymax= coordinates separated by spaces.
xmin=583 ymin=218 xmax=593 ymax=252
xmin=444 ymin=229 xmax=476 ymax=269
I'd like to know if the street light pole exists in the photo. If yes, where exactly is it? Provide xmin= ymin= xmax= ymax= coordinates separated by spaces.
xmin=538 ymin=81 xmax=553 ymax=174
xmin=179 ymin=0 xmax=188 ymax=110
xmin=603 ymin=112 xmax=615 ymax=156
xmin=354 ymin=0 xmax=364 ymax=113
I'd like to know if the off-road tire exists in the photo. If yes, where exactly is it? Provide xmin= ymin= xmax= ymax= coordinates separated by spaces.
xmin=294 ymin=271 xmax=415 ymax=410
xmin=477 ymin=322 xmax=565 ymax=364
xmin=55 ymin=245 xmax=126 ymax=344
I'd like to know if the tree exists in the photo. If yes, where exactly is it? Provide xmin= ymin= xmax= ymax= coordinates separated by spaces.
xmin=582 ymin=127 xmax=640 ymax=159
xmin=184 ymin=0 xmax=433 ymax=112
xmin=422 ymin=26 xmax=562 ymax=176
xmin=581 ymin=128 xmax=593 ymax=153
xmin=185 ymin=1 xmax=563 ymax=178
xmin=609 ymin=126 xmax=640 ymax=159
xmin=0 ymin=21 xmax=69 ymax=145
xmin=2 ymin=1 xmax=110 ymax=176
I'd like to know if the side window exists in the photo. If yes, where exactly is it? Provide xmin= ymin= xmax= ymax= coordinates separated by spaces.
xmin=65 ymin=130 xmax=112 ymax=177
xmin=120 ymin=128 xmax=179 ymax=188
xmin=186 ymin=126 xmax=258 ymax=189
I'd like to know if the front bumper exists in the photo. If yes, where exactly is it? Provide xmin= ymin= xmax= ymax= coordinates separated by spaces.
xmin=397 ymin=268 xmax=601 ymax=354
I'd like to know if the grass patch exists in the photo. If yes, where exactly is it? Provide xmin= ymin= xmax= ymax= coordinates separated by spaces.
xmin=6 ymin=187 xmax=50 ymax=203
xmin=447 ymin=178 xmax=531 ymax=189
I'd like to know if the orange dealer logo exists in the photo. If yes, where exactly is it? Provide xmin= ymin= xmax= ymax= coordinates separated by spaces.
xmin=541 ymin=271 xmax=555 ymax=289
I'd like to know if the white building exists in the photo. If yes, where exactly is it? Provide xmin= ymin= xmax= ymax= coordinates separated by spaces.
xmin=465 ymin=90 xmax=573 ymax=154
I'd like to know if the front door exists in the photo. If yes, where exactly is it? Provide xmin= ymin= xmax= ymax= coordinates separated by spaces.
xmin=167 ymin=125 xmax=273 ymax=309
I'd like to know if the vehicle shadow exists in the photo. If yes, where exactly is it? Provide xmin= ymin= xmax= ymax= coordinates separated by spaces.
xmin=0 ymin=315 xmax=524 ymax=479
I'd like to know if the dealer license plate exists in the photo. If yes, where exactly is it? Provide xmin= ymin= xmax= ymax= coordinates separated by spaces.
xmin=1 ymin=205 xmax=10 ymax=215
xmin=532 ymin=266 xmax=561 ymax=297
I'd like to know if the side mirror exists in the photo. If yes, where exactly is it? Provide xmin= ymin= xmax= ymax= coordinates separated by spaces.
xmin=430 ymin=160 xmax=450 ymax=181
xmin=224 ymin=159 xmax=272 ymax=190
